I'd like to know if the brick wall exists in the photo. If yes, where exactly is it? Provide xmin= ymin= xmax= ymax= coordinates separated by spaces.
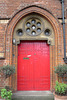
xmin=0 ymin=0 xmax=67 ymax=91
xmin=0 ymin=0 xmax=62 ymax=18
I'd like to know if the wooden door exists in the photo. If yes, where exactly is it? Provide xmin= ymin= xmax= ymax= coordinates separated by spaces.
xmin=17 ymin=41 xmax=50 ymax=90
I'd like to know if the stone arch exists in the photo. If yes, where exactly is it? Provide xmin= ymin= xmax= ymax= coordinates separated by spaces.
xmin=6 ymin=6 xmax=62 ymax=91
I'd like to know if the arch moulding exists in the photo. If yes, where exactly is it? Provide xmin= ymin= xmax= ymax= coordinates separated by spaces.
xmin=6 ymin=6 xmax=61 ymax=91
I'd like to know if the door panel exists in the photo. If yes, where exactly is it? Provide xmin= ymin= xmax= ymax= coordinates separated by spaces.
xmin=33 ymin=42 xmax=50 ymax=90
xmin=17 ymin=41 xmax=50 ymax=90
xmin=18 ymin=42 xmax=34 ymax=90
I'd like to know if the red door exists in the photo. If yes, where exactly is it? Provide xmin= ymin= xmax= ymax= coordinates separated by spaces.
xmin=17 ymin=41 xmax=50 ymax=91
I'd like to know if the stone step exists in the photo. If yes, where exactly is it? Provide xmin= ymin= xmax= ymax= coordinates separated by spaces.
xmin=12 ymin=91 xmax=54 ymax=100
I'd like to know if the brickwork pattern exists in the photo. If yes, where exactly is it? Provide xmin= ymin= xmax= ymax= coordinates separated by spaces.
xmin=0 ymin=24 xmax=6 ymax=58
xmin=0 ymin=0 xmax=62 ymax=18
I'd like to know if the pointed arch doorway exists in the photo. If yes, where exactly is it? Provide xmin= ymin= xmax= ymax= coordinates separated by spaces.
xmin=14 ymin=13 xmax=53 ymax=91
xmin=13 ymin=13 xmax=54 ymax=91
xmin=7 ymin=6 xmax=59 ymax=91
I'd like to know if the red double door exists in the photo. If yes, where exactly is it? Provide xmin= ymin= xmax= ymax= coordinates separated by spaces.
xmin=17 ymin=41 xmax=50 ymax=91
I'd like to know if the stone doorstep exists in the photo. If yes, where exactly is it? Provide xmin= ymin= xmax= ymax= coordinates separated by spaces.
xmin=12 ymin=91 xmax=54 ymax=100
xmin=12 ymin=97 xmax=54 ymax=100
xmin=12 ymin=96 xmax=54 ymax=100
xmin=12 ymin=91 xmax=53 ymax=96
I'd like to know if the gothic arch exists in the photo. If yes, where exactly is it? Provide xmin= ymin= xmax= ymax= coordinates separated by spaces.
xmin=6 ymin=6 xmax=61 ymax=91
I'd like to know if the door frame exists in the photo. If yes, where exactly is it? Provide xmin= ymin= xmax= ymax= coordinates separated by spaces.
xmin=12 ymin=40 xmax=54 ymax=91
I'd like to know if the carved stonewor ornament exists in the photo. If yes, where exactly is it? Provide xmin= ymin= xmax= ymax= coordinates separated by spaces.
xmin=13 ymin=13 xmax=55 ymax=45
